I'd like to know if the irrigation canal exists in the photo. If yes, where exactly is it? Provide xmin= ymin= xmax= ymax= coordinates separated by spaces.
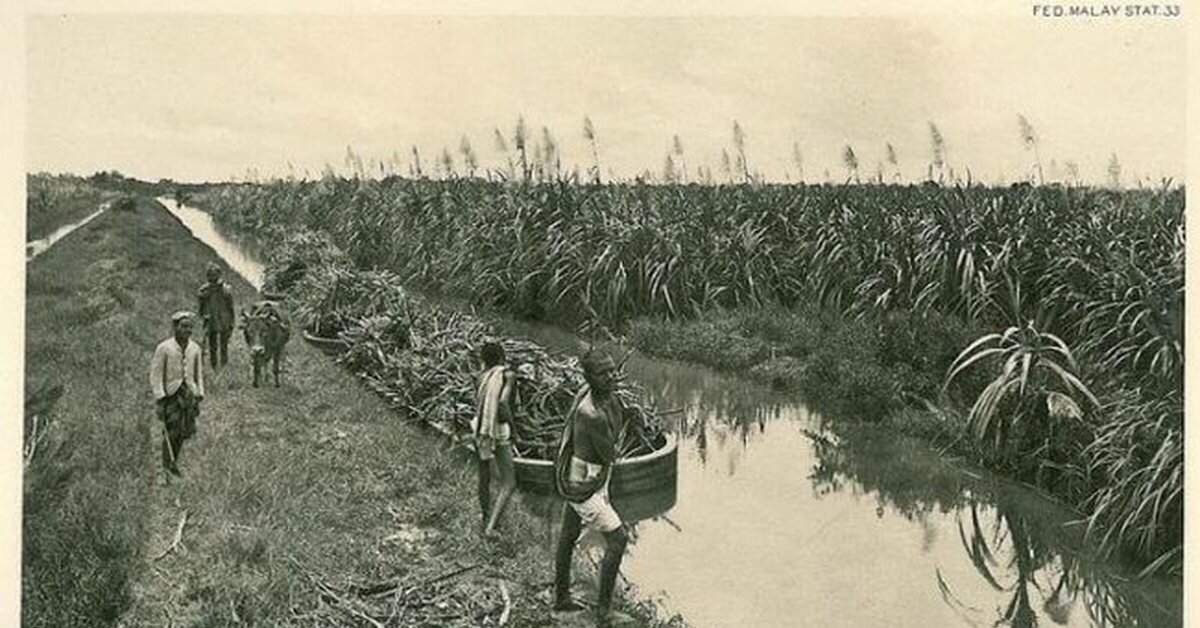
xmin=26 ymin=204 xmax=107 ymax=261
xmin=157 ymin=197 xmax=1181 ymax=628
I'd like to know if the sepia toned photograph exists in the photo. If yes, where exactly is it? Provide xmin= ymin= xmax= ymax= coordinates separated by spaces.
xmin=6 ymin=2 xmax=1190 ymax=627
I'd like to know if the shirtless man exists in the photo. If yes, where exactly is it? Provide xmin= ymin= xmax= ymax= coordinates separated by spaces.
xmin=553 ymin=350 xmax=632 ymax=626
xmin=472 ymin=341 xmax=518 ymax=536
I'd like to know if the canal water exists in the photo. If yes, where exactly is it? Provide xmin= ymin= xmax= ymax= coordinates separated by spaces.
xmin=26 ymin=204 xmax=106 ymax=261
xmin=157 ymin=197 xmax=266 ymax=289
xmin=163 ymin=198 xmax=1182 ymax=628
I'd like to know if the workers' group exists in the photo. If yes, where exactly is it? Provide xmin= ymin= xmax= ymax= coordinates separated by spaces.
xmin=472 ymin=342 xmax=635 ymax=627
xmin=149 ymin=262 xmax=635 ymax=626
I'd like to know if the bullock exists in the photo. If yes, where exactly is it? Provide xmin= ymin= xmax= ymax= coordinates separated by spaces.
xmin=241 ymin=300 xmax=291 ymax=387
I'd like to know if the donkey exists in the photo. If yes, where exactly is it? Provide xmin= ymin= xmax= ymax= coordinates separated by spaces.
xmin=241 ymin=301 xmax=291 ymax=388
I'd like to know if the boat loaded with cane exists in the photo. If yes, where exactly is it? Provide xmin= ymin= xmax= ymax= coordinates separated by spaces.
xmin=301 ymin=329 xmax=349 ymax=356
xmin=260 ymin=235 xmax=678 ymax=522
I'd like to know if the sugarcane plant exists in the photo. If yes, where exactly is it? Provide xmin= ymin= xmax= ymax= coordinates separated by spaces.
xmin=943 ymin=321 xmax=1098 ymax=467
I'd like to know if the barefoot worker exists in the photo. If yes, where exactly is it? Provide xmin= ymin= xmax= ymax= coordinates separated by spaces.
xmin=150 ymin=311 xmax=205 ymax=476
xmin=197 ymin=263 xmax=235 ymax=369
xmin=472 ymin=341 xmax=518 ymax=536
xmin=553 ymin=349 xmax=633 ymax=627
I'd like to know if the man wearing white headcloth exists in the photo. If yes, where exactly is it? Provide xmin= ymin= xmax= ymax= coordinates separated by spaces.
xmin=150 ymin=311 xmax=205 ymax=476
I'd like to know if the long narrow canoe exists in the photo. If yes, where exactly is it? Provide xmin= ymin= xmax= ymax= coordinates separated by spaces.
xmin=514 ymin=434 xmax=679 ymax=522
xmin=513 ymin=433 xmax=678 ymax=497
xmin=301 ymin=330 xmax=349 ymax=356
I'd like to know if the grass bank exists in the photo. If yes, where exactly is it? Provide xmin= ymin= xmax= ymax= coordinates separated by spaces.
xmin=25 ymin=191 xmax=680 ymax=627
xmin=24 ymin=193 xmax=214 ymax=626
xmin=626 ymin=305 xmax=986 ymax=436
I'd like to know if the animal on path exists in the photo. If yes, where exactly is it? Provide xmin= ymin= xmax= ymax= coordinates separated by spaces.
xmin=241 ymin=300 xmax=291 ymax=388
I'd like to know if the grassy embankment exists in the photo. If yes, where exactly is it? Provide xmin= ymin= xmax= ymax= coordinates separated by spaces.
xmin=25 ymin=190 xmax=677 ymax=627
xmin=628 ymin=305 xmax=984 ymax=438
xmin=25 ymin=192 xmax=180 ymax=627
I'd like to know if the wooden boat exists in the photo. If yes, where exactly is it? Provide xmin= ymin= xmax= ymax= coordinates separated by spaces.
xmin=301 ymin=329 xmax=349 ymax=356
xmin=513 ymin=433 xmax=678 ymax=520
xmin=514 ymin=433 xmax=679 ymax=521
xmin=302 ymin=328 xmax=678 ymax=520
xmin=611 ymin=480 xmax=677 ymax=523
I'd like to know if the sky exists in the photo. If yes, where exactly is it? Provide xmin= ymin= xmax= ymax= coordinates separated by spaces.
xmin=23 ymin=13 xmax=1186 ymax=184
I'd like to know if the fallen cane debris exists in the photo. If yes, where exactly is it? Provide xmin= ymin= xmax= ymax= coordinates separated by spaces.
xmin=153 ymin=510 xmax=189 ymax=561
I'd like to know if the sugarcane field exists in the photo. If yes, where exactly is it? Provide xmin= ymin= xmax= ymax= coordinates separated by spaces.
xmin=9 ymin=8 xmax=1190 ymax=628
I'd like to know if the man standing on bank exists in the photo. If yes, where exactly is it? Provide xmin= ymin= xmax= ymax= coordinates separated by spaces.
xmin=150 ymin=311 xmax=205 ymax=477
xmin=554 ymin=350 xmax=633 ymax=627
xmin=472 ymin=341 xmax=518 ymax=537
xmin=197 ymin=262 xmax=235 ymax=369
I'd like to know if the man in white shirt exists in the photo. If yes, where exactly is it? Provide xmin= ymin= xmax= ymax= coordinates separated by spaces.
xmin=150 ymin=311 xmax=205 ymax=476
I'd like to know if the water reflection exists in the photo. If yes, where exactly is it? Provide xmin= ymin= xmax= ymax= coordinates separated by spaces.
xmin=937 ymin=499 xmax=1181 ymax=628
xmin=805 ymin=426 xmax=970 ymax=518
xmin=492 ymin=320 xmax=786 ymax=479
xmin=631 ymin=361 xmax=787 ymax=476
xmin=807 ymin=426 xmax=1181 ymax=628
